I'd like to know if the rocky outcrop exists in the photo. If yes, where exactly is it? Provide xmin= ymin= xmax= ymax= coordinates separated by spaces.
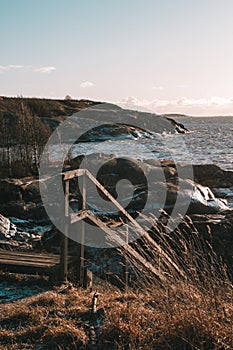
xmin=0 ymin=213 xmax=16 ymax=240
xmin=180 ymin=164 xmax=233 ymax=188
xmin=0 ymin=153 xmax=232 ymax=273
xmin=0 ymin=97 xmax=188 ymax=149
xmin=73 ymin=105 xmax=188 ymax=144
xmin=68 ymin=155 xmax=230 ymax=216
xmin=166 ymin=117 xmax=189 ymax=133
xmin=0 ymin=178 xmax=45 ymax=220
xmin=0 ymin=212 xmax=46 ymax=250
xmin=1 ymin=158 xmax=232 ymax=221
xmin=77 ymin=123 xmax=154 ymax=142
xmin=179 ymin=163 xmax=233 ymax=209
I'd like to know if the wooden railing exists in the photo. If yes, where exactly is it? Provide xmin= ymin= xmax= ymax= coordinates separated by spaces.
xmin=61 ymin=168 xmax=184 ymax=284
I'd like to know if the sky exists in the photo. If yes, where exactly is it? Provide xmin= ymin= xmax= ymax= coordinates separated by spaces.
xmin=1 ymin=0 xmax=233 ymax=115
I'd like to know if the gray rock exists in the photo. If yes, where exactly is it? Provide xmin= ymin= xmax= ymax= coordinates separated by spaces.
xmin=0 ymin=213 xmax=17 ymax=239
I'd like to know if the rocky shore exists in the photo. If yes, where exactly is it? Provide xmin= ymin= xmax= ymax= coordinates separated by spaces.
xmin=0 ymin=159 xmax=232 ymax=277
xmin=0 ymin=99 xmax=232 ymax=280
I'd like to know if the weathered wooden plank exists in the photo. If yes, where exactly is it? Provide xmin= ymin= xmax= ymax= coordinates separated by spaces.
xmin=0 ymin=254 xmax=59 ymax=264
xmin=63 ymin=168 xmax=86 ymax=180
xmin=0 ymin=249 xmax=62 ymax=277
xmin=0 ymin=259 xmax=55 ymax=268
xmin=0 ymin=251 xmax=60 ymax=259
xmin=70 ymin=209 xmax=90 ymax=224
xmin=0 ymin=250 xmax=60 ymax=259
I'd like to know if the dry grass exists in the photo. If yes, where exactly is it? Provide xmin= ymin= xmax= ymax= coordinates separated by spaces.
xmin=0 ymin=281 xmax=232 ymax=349
xmin=0 ymin=272 xmax=50 ymax=287
xmin=0 ymin=288 xmax=89 ymax=349
xmin=100 ymin=283 xmax=233 ymax=349
xmin=0 ymin=217 xmax=232 ymax=349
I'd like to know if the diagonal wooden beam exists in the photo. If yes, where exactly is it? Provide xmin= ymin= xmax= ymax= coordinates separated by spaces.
xmin=82 ymin=211 xmax=166 ymax=281
xmin=85 ymin=169 xmax=184 ymax=277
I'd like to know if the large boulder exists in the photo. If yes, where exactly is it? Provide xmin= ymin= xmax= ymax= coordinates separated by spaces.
xmin=67 ymin=155 xmax=230 ymax=218
xmin=179 ymin=164 xmax=233 ymax=188
xmin=0 ymin=178 xmax=46 ymax=220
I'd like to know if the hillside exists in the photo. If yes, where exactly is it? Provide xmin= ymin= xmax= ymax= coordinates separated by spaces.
xmin=0 ymin=96 xmax=99 ymax=118
xmin=0 ymin=96 xmax=188 ymax=178
xmin=0 ymin=96 xmax=100 ymax=131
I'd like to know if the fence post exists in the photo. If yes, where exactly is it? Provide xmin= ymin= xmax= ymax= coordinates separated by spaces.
xmin=92 ymin=292 xmax=99 ymax=313
xmin=60 ymin=178 xmax=69 ymax=282
xmin=77 ymin=174 xmax=86 ymax=285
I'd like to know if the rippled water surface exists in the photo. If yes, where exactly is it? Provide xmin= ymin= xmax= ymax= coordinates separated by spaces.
xmin=68 ymin=116 xmax=233 ymax=171
xmin=177 ymin=116 xmax=233 ymax=171
xmin=3 ymin=116 xmax=232 ymax=171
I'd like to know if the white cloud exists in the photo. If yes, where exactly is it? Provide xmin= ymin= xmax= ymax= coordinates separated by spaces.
xmin=118 ymin=97 xmax=154 ymax=112
xmin=118 ymin=96 xmax=233 ymax=116
xmin=7 ymin=65 xmax=24 ymax=69
xmin=0 ymin=64 xmax=57 ymax=74
xmin=80 ymin=81 xmax=95 ymax=88
xmin=0 ymin=64 xmax=24 ymax=73
xmin=34 ymin=66 xmax=56 ymax=74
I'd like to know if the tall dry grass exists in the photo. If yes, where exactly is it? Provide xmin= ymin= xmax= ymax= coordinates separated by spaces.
xmin=0 ymin=216 xmax=232 ymax=349
xmin=101 ymin=214 xmax=233 ymax=349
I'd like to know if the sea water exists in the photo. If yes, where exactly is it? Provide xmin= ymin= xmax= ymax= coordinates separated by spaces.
xmin=67 ymin=116 xmax=233 ymax=171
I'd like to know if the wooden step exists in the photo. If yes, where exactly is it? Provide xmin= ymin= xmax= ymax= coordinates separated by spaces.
xmin=0 ymin=250 xmax=61 ymax=276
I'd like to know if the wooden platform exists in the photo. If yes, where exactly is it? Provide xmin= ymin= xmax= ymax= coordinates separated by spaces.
xmin=0 ymin=250 xmax=61 ymax=276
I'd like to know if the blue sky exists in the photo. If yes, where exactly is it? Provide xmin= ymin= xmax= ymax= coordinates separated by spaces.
xmin=1 ymin=0 xmax=233 ymax=115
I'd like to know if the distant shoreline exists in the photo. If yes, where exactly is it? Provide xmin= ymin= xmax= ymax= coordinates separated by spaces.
xmin=1 ymin=96 xmax=233 ymax=118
